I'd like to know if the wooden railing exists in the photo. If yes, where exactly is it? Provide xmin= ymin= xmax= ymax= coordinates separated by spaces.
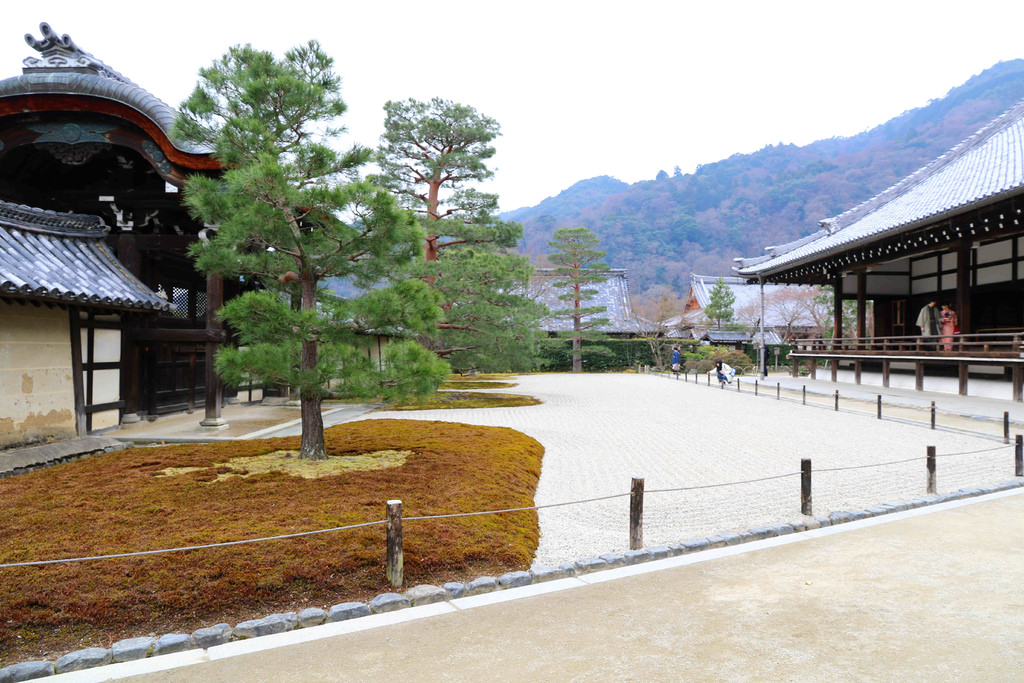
xmin=791 ymin=332 xmax=1024 ymax=358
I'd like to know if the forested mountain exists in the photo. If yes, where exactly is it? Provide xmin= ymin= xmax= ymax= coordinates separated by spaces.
xmin=506 ymin=60 xmax=1024 ymax=298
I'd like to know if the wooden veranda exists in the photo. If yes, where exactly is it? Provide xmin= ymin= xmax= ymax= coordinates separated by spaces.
xmin=790 ymin=332 xmax=1024 ymax=401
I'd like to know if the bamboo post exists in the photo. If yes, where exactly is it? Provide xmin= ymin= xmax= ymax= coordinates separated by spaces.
xmin=1016 ymin=434 xmax=1023 ymax=478
xmin=629 ymin=477 xmax=644 ymax=550
xmin=801 ymin=458 xmax=812 ymax=516
xmin=930 ymin=401 xmax=936 ymax=430
xmin=386 ymin=499 xmax=404 ymax=588
xmin=927 ymin=446 xmax=937 ymax=495
xmin=877 ymin=395 xmax=882 ymax=420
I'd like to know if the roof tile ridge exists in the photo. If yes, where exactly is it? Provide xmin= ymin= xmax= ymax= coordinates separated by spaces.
xmin=825 ymin=96 xmax=1024 ymax=232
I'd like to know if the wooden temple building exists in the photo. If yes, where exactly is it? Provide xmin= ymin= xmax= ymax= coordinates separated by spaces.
xmin=736 ymin=97 xmax=1024 ymax=400
xmin=0 ymin=23 xmax=237 ymax=448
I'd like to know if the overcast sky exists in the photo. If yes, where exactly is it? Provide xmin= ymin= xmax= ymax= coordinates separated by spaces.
xmin=3 ymin=1 xmax=1024 ymax=211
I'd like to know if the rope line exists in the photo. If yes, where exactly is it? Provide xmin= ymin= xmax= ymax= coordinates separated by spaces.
xmin=0 ymin=519 xmax=386 ymax=569
xmin=816 ymin=456 xmax=922 ymax=473
xmin=405 ymin=492 xmax=631 ymax=522
xmin=647 ymin=471 xmax=800 ymax=494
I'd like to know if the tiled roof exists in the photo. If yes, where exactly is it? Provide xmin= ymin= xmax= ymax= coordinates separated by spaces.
xmin=688 ymin=274 xmax=819 ymax=327
xmin=695 ymin=329 xmax=784 ymax=345
xmin=0 ymin=200 xmax=171 ymax=311
xmin=737 ymin=97 xmax=1024 ymax=277
xmin=529 ymin=268 xmax=637 ymax=333
xmin=0 ymin=23 xmax=207 ymax=155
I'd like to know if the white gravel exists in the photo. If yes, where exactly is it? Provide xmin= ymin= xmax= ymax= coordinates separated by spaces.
xmin=364 ymin=373 xmax=1015 ymax=565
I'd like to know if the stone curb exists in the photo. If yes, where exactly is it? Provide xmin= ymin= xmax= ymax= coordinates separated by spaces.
xmin=3 ymin=478 xmax=1022 ymax=680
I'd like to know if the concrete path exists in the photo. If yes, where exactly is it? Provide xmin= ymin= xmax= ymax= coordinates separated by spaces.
xmin=102 ymin=489 xmax=1024 ymax=682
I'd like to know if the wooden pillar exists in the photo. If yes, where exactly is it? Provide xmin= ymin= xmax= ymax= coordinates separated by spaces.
xmin=856 ymin=271 xmax=867 ymax=340
xmin=200 ymin=273 xmax=227 ymax=429
xmin=833 ymin=274 xmax=844 ymax=340
xmin=854 ymin=360 xmax=862 ymax=385
xmin=1013 ymin=364 xmax=1024 ymax=403
xmin=831 ymin=358 xmax=838 ymax=382
xmin=69 ymin=307 xmax=86 ymax=436
xmin=809 ymin=358 xmax=817 ymax=380
xmin=882 ymin=359 xmax=891 ymax=388
xmin=958 ymin=362 xmax=968 ymax=397
xmin=117 ymin=234 xmax=143 ymax=422
xmin=956 ymin=244 xmax=971 ymax=333
xmin=915 ymin=361 xmax=924 ymax=391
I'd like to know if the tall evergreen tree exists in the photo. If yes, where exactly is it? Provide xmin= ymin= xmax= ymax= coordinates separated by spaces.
xmin=704 ymin=277 xmax=736 ymax=330
xmin=376 ymin=97 xmax=545 ymax=371
xmin=174 ymin=41 xmax=448 ymax=460
xmin=547 ymin=227 xmax=610 ymax=372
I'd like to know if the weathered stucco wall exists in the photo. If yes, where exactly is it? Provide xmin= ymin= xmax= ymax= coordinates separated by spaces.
xmin=88 ymin=323 xmax=121 ymax=431
xmin=0 ymin=301 xmax=76 ymax=449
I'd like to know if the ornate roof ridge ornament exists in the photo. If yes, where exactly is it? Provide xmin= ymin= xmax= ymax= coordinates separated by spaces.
xmin=23 ymin=22 xmax=131 ymax=85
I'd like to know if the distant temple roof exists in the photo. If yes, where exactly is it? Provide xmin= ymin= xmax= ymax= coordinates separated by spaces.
xmin=696 ymin=328 xmax=783 ymax=345
xmin=530 ymin=268 xmax=637 ymax=333
xmin=737 ymin=97 xmax=1024 ymax=278
xmin=686 ymin=274 xmax=818 ymax=327
xmin=0 ymin=23 xmax=209 ymax=156
xmin=0 ymin=200 xmax=171 ymax=311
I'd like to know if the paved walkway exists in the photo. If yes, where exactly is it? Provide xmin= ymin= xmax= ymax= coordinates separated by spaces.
xmin=95 ymin=489 xmax=1024 ymax=681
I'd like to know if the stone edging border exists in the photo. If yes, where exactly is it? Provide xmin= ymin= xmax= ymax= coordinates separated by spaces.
xmin=3 ymin=478 xmax=1022 ymax=680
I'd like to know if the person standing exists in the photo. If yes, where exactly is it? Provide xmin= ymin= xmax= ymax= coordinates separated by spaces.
xmin=671 ymin=345 xmax=681 ymax=378
xmin=939 ymin=303 xmax=958 ymax=351
xmin=915 ymin=299 xmax=940 ymax=346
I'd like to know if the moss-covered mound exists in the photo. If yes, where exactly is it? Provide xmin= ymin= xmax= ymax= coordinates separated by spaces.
xmin=0 ymin=419 xmax=543 ymax=664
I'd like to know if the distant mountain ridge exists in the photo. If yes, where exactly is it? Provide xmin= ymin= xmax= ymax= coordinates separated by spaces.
xmin=505 ymin=60 xmax=1024 ymax=298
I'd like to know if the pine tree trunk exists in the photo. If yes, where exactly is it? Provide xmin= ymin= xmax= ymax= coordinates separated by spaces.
xmin=298 ymin=275 xmax=327 ymax=460
xmin=572 ymin=336 xmax=582 ymax=372
xmin=300 ymin=387 xmax=326 ymax=460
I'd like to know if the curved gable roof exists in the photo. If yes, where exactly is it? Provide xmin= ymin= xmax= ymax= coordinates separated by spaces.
xmin=0 ymin=23 xmax=214 ymax=165
xmin=738 ymin=97 xmax=1024 ymax=277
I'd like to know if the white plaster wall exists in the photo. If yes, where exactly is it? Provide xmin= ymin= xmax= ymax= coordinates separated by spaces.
xmin=0 ymin=301 xmax=75 ymax=448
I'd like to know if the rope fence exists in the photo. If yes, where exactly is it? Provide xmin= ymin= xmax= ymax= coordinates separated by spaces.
xmin=652 ymin=366 xmax=1018 ymax=442
xmin=4 ymin=435 xmax=1021 ymax=589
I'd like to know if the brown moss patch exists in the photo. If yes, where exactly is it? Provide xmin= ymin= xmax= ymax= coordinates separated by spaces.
xmin=439 ymin=381 xmax=517 ymax=390
xmin=384 ymin=392 xmax=541 ymax=411
xmin=0 ymin=420 xmax=543 ymax=665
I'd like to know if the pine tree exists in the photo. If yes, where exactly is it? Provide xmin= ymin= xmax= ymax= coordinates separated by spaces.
xmin=704 ymin=277 xmax=736 ymax=330
xmin=174 ymin=41 xmax=448 ymax=459
xmin=376 ymin=97 xmax=545 ymax=371
xmin=547 ymin=227 xmax=610 ymax=372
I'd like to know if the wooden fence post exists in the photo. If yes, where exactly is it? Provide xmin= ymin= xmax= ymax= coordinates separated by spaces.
xmin=834 ymin=390 xmax=839 ymax=412
xmin=1016 ymin=434 xmax=1022 ymax=478
xmin=629 ymin=477 xmax=644 ymax=550
xmin=927 ymin=446 xmax=936 ymax=495
xmin=801 ymin=459 xmax=812 ymax=516
xmin=777 ymin=382 xmax=780 ymax=400
xmin=802 ymin=385 xmax=806 ymax=405
xmin=877 ymin=395 xmax=882 ymax=420
xmin=931 ymin=401 xmax=936 ymax=430
xmin=755 ymin=380 xmax=759 ymax=396
xmin=1005 ymin=411 xmax=1010 ymax=445
xmin=386 ymin=499 xmax=404 ymax=588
